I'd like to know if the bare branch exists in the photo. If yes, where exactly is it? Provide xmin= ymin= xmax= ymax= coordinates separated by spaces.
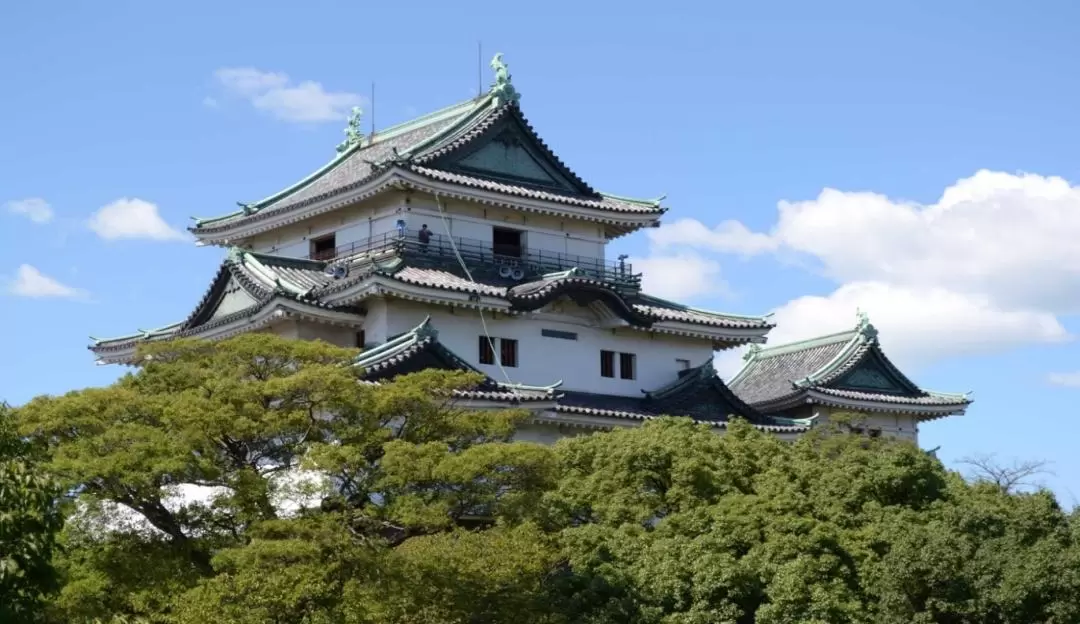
xmin=959 ymin=453 xmax=1054 ymax=494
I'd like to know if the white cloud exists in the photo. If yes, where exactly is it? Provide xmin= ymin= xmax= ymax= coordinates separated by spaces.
xmin=648 ymin=218 xmax=777 ymax=256
xmin=711 ymin=281 xmax=1068 ymax=380
xmin=202 ymin=96 xmax=219 ymax=108
xmin=1047 ymin=372 xmax=1080 ymax=388
xmin=658 ymin=170 xmax=1080 ymax=315
xmin=638 ymin=170 xmax=1080 ymax=368
xmin=214 ymin=67 xmax=363 ymax=123
xmin=633 ymin=253 xmax=727 ymax=300
xmin=765 ymin=281 xmax=1068 ymax=367
xmin=87 ymin=198 xmax=187 ymax=242
xmin=5 ymin=198 xmax=53 ymax=224
xmin=7 ymin=265 xmax=86 ymax=299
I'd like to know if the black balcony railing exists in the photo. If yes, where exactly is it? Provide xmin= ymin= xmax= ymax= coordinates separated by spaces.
xmin=310 ymin=229 xmax=641 ymax=289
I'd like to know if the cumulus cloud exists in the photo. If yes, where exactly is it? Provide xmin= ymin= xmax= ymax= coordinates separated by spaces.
xmin=5 ymin=197 xmax=53 ymax=224
xmin=659 ymin=170 xmax=1080 ymax=314
xmin=87 ymin=198 xmax=187 ymax=242
xmin=633 ymin=253 xmax=727 ymax=300
xmin=213 ymin=67 xmax=363 ymax=123
xmin=7 ymin=265 xmax=86 ymax=299
xmin=639 ymin=170 xmax=1080 ymax=369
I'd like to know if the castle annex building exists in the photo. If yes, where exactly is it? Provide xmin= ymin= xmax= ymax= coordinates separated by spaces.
xmin=89 ymin=55 xmax=970 ymax=443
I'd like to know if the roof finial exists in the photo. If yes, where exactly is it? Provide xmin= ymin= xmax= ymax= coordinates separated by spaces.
xmin=336 ymin=106 xmax=365 ymax=153
xmin=489 ymin=53 xmax=520 ymax=107
xmin=855 ymin=308 xmax=878 ymax=342
xmin=743 ymin=343 xmax=762 ymax=361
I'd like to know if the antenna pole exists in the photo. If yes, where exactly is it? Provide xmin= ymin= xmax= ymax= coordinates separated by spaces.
xmin=477 ymin=41 xmax=482 ymax=96
xmin=370 ymin=82 xmax=375 ymax=136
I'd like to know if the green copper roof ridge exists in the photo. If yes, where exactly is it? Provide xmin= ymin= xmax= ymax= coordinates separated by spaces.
xmin=598 ymin=191 xmax=665 ymax=207
xmin=634 ymin=293 xmax=771 ymax=321
xmin=194 ymin=98 xmax=485 ymax=227
xmin=353 ymin=316 xmax=435 ymax=367
xmin=921 ymin=388 xmax=973 ymax=401
xmin=644 ymin=357 xmax=715 ymax=399
xmin=91 ymin=321 xmax=184 ymax=345
xmin=240 ymin=252 xmax=311 ymax=298
xmin=753 ymin=328 xmax=857 ymax=358
xmin=375 ymin=96 xmax=488 ymax=146
xmin=794 ymin=333 xmax=863 ymax=387
xmin=397 ymin=94 xmax=495 ymax=160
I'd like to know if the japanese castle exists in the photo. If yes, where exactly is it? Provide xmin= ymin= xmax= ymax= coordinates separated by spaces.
xmin=90 ymin=54 xmax=970 ymax=443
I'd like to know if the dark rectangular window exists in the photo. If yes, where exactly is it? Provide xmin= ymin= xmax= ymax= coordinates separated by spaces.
xmin=619 ymin=352 xmax=636 ymax=380
xmin=541 ymin=329 xmax=578 ymax=341
xmin=492 ymin=227 xmax=524 ymax=258
xmin=500 ymin=338 xmax=518 ymax=368
xmin=355 ymin=330 xmax=366 ymax=349
xmin=310 ymin=234 xmax=337 ymax=260
xmin=600 ymin=350 xmax=615 ymax=378
xmin=479 ymin=336 xmax=496 ymax=365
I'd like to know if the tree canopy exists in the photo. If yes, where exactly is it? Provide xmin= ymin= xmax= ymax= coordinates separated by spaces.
xmin=6 ymin=333 xmax=1080 ymax=623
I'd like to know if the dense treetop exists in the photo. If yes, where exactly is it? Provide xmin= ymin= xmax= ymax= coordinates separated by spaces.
xmin=3 ymin=334 xmax=1077 ymax=623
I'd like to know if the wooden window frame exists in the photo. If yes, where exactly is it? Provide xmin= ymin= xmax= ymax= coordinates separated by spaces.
xmin=619 ymin=352 xmax=636 ymax=380
xmin=600 ymin=350 xmax=615 ymax=378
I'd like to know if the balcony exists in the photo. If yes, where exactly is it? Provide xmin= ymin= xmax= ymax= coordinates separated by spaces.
xmin=311 ymin=229 xmax=641 ymax=290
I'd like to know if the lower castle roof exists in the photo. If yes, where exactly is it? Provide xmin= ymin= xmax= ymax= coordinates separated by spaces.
xmin=727 ymin=312 xmax=971 ymax=419
xmin=89 ymin=246 xmax=773 ymax=361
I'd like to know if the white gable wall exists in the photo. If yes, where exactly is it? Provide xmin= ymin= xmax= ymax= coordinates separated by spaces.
xmin=382 ymin=299 xmax=713 ymax=396
xmin=245 ymin=192 xmax=408 ymax=257
xmin=240 ymin=192 xmax=609 ymax=265
xmin=404 ymin=195 xmax=607 ymax=262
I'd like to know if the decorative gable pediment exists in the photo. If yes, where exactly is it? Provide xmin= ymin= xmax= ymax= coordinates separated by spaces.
xmin=831 ymin=352 xmax=920 ymax=396
xmin=437 ymin=117 xmax=592 ymax=195
xmin=207 ymin=278 xmax=260 ymax=321
xmin=184 ymin=274 xmax=261 ymax=330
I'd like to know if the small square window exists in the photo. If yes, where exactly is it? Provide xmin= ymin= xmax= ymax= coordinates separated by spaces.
xmin=310 ymin=234 xmax=337 ymax=260
xmin=619 ymin=353 xmax=636 ymax=380
xmin=676 ymin=358 xmax=690 ymax=370
xmin=600 ymin=350 xmax=615 ymax=378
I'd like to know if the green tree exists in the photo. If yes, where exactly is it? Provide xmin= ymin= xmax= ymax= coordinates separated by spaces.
xmin=546 ymin=419 xmax=1080 ymax=624
xmin=0 ymin=402 xmax=63 ymax=623
xmin=16 ymin=335 xmax=555 ymax=622
xmin=14 ymin=333 xmax=1080 ymax=623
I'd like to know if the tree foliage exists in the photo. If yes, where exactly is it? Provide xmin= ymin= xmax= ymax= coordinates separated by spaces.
xmin=0 ymin=402 xmax=62 ymax=622
xmin=6 ymin=333 xmax=1080 ymax=623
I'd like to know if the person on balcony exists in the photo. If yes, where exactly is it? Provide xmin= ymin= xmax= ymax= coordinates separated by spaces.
xmin=418 ymin=224 xmax=432 ymax=252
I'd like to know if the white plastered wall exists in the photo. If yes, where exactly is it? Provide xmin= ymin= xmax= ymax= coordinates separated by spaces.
xmin=382 ymin=299 xmax=714 ymax=396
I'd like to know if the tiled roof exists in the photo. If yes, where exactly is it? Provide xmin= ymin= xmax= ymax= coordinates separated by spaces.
xmin=728 ymin=314 xmax=971 ymax=415
xmin=191 ymin=84 xmax=664 ymax=235
xmin=630 ymin=295 xmax=775 ymax=330
xmin=353 ymin=317 xmax=558 ymax=402
xmin=193 ymin=99 xmax=483 ymax=230
xmin=409 ymin=166 xmax=663 ymax=214
xmin=549 ymin=358 xmax=811 ymax=433
xmin=812 ymin=387 xmax=970 ymax=406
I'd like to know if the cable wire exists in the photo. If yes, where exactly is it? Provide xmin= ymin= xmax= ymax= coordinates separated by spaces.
xmin=431 ymin=192 xmax=520 ymax=395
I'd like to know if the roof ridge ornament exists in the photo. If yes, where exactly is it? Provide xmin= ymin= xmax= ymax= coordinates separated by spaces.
xmin=489 ymin=53 xmax=520 ymax=107
xmin=743 ymin=343 xmax=762 ymax=361
xmin=855 ymin=308 xmax=878 ymax=342
xmin=336 ymin=106 xmax=365 ymax=154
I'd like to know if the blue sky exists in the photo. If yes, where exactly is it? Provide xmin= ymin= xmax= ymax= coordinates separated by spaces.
xmin=4 ymin=1 xmax=1080 ymax=501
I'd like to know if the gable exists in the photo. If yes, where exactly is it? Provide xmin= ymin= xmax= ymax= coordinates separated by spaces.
xmin=438 ymin=118 xmax=591 ymax=195
xmin=205 ymin=278 xmax=260 ymax=324
xmin=830 ymin=353 xmax=920 ymax=396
